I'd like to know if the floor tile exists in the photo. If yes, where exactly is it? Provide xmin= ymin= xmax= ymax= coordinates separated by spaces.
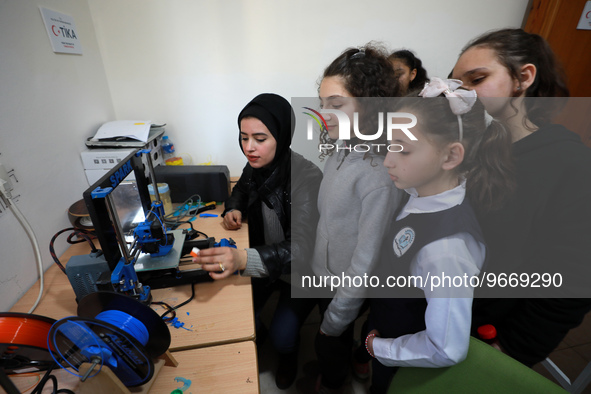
xmin=531 ymin=311 xmax=591 ymax=393
xmin=574 ymin=343 xmax=591 ymax=363
xmin=533 ymin=347 xmax=591 ymax=393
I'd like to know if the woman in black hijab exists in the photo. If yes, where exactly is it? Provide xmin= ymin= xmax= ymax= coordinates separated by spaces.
xmin=194 ymin=93 xmax=322 ymax=389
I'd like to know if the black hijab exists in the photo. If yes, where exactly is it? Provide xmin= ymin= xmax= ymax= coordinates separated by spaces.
xmin=235 ymin=94 xmax=295 ymax=248
xmin=237 ymin=93 xmax=295 ymax=190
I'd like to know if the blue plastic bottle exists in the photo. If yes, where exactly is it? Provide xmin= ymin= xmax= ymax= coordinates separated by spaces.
xmin=161 ymin=136 xmax=175 ymax=161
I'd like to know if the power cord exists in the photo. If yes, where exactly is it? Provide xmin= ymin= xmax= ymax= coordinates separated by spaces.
xmin=30 ymin=362 xmax=75 ymax=394
xmin=153 ymin=282 xmax=196 ymax=323
xmin=0 ymin=178 xmax=44 ymax=314
xmin=162 ymin=194 xmax=203 ymax=230
xmin=49 ymin=227 xmax=98 ymax=273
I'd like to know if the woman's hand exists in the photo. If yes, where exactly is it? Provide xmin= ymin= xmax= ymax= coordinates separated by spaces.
xmin=366 ymin=329 xmax=380 ymax=357
xmin=223 ymin=210 xmax=242 ymax=230
xmin=192 ymin=247 xmax=247 ymax=280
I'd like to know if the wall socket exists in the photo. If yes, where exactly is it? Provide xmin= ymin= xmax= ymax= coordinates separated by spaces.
xmin=0 ymin=161 xmax=19 ymax=217
xmin=0 ymin=162 xmax=14 ymax=193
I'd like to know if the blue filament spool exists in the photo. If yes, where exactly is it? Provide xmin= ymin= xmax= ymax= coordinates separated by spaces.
xmin=96 ymin=310 xmax=150 ymax=346
xmin=48 ymin=315 xmax=153 ymax=386
xmin=47 ymin=292 xmax=171 ymax=387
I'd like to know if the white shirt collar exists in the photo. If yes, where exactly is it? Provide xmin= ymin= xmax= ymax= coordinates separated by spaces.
xmin=400 ymin=180 xmax=466 ymax=218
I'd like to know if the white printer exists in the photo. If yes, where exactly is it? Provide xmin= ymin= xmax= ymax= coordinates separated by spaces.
xmin=81 ymin=125 xmax=165 ymax=185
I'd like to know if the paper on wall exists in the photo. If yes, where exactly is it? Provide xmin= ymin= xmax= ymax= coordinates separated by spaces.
xmin=577 ymin=1 xmax=591 ymax=30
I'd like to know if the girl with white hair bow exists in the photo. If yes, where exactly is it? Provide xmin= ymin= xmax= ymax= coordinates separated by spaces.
xmin=363 ymin=77 xmax=513 ymax=393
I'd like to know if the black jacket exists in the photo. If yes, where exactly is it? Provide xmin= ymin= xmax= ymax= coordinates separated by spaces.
xmin=223 ymin=151 xmax=322 ymax=282
xmin=472 ymin=124 xmax=591 ymax=366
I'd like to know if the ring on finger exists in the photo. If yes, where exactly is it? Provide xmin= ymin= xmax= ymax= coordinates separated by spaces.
xmin=219 ymin=262 xmax=225 ymax=272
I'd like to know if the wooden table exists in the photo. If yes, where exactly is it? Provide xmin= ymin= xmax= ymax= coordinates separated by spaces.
xmin=152 ymin=275 xmax=255 ymax=351
xmin=8 ymin=204 xmax=258 ymax=392
xmin=9 ymin=342 xmax=260 ymax=393
xmin=151 ymin=341 xmax=259 ymax=394
xmin=10 ymin=205 xmax=255 ymax=350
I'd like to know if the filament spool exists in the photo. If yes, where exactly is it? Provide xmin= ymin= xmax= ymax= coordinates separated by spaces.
xmin=48 ymin=292 xmax=171 ymax=387
xmin=0 ymin=313 xmax=59 ymax=374
xmin=77 ymin=291 xmax=170 ymax=358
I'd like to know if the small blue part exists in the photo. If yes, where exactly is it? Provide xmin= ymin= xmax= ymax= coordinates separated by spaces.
xmin=91 ymin=187 xmax=113 ymax=199
xmin=133 ymin=219 xmax=173 ymax=257
xmin=174 ymin=376 xmax=192 ymax=392
xmin=111 ymin=258 xmax=151 ymax=301
xmin=215 ymin=238 xmax=237 ymax=248
xmin=200 ymin=213 xmax=218 ymax=218
xmin=168 ymin=318 xmax=193 ymax=331
xmin=150 ymin=200 xmax=166 ymax=219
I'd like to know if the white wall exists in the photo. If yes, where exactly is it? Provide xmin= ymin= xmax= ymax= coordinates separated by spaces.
xmin=0 ymin=0 xmax=529 ymax=310
xmin=0 ymin=0 xmax=115 ymax=310
xmin=88 ymin=0 xmax=530 ymax=174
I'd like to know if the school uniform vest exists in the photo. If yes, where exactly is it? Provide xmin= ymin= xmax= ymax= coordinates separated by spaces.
xmin=370 ymin=198 xmax=486 ymax=339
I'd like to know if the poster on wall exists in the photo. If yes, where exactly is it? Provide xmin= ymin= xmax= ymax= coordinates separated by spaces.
xmin=39 ymin=7 xmax=83 ymax=54
xmin=577 ymin=1 xmax=591 ymax=30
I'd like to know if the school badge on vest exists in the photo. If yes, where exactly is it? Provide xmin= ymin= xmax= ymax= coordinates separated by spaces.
xmin=393 ymin=227 xmax=415 ymax=257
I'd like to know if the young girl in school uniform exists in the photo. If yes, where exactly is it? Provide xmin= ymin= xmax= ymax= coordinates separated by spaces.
xmin=364 ymin=77 xmax=514 ymax=394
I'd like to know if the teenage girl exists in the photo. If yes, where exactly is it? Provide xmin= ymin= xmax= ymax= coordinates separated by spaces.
xmin=452 ymin=28 xmax=591 ymax=367
xmin=388 ymin=49 xmax=429 ymax=95
xmin=306 ymin=43 xmax=402 ymax=393
xmin=364 ymin=77 xmax=514 ymax=393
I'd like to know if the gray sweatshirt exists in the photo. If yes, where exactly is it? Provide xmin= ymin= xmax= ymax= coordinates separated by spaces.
xmin=312 ymin=149 xmax=402 ymax=336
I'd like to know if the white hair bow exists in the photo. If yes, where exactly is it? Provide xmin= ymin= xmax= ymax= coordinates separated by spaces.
xmin=419 ymin=77 xmax=477 ymax=115
xmin=419 ymin=77 xmax=478 ymax=141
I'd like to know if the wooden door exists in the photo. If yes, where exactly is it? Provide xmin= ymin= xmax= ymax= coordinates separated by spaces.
xmin=524 ymin=0 xmax=591 ymax=146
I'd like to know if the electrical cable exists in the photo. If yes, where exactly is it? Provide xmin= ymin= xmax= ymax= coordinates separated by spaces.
xmin=162 ymin=194 xmax=214 ymax=241
xmin=49 ymin=227 xmax=98 ymax=273
xmin=65 ymin=230 xmax=95 ymax=245
xmin=30 ymin=362 xmax=75 ymax=394
xmin=158 ymin=283 xmax=196 ymax=322
xmin=144 ymin=205 xmax=171 ymax=248
xmin=151 ymin=300 xmax=177 ymax=322
xmin=151 ymin=208 xmax=168 ymax=247
xmin=162 ymin=194 xmax=203 ymax=230
xmin=0 ymin=182 xmax=44 ymax=314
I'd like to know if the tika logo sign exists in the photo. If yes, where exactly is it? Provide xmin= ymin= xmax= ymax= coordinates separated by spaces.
xmin=40 ymin=7 xmax=83 ymax=54
xmin=51 ymin=24 xmax=78 ymax=40
xmin=303 ymin=107 xmax=418 ymax=153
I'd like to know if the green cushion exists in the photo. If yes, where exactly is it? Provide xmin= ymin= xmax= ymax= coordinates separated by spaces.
xmin=388 ymin=337 xmax=566 ymax=393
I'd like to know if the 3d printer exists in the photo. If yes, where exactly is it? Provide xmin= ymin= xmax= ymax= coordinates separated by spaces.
xmin=66 ymin=149 xmax=216 ymax=302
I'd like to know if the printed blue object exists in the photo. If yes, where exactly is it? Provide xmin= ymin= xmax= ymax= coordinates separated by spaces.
xmin=199 ymin=213 xmax=218 ymax=218
xmin=214 ymin=238 xmax=236 ymax=248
